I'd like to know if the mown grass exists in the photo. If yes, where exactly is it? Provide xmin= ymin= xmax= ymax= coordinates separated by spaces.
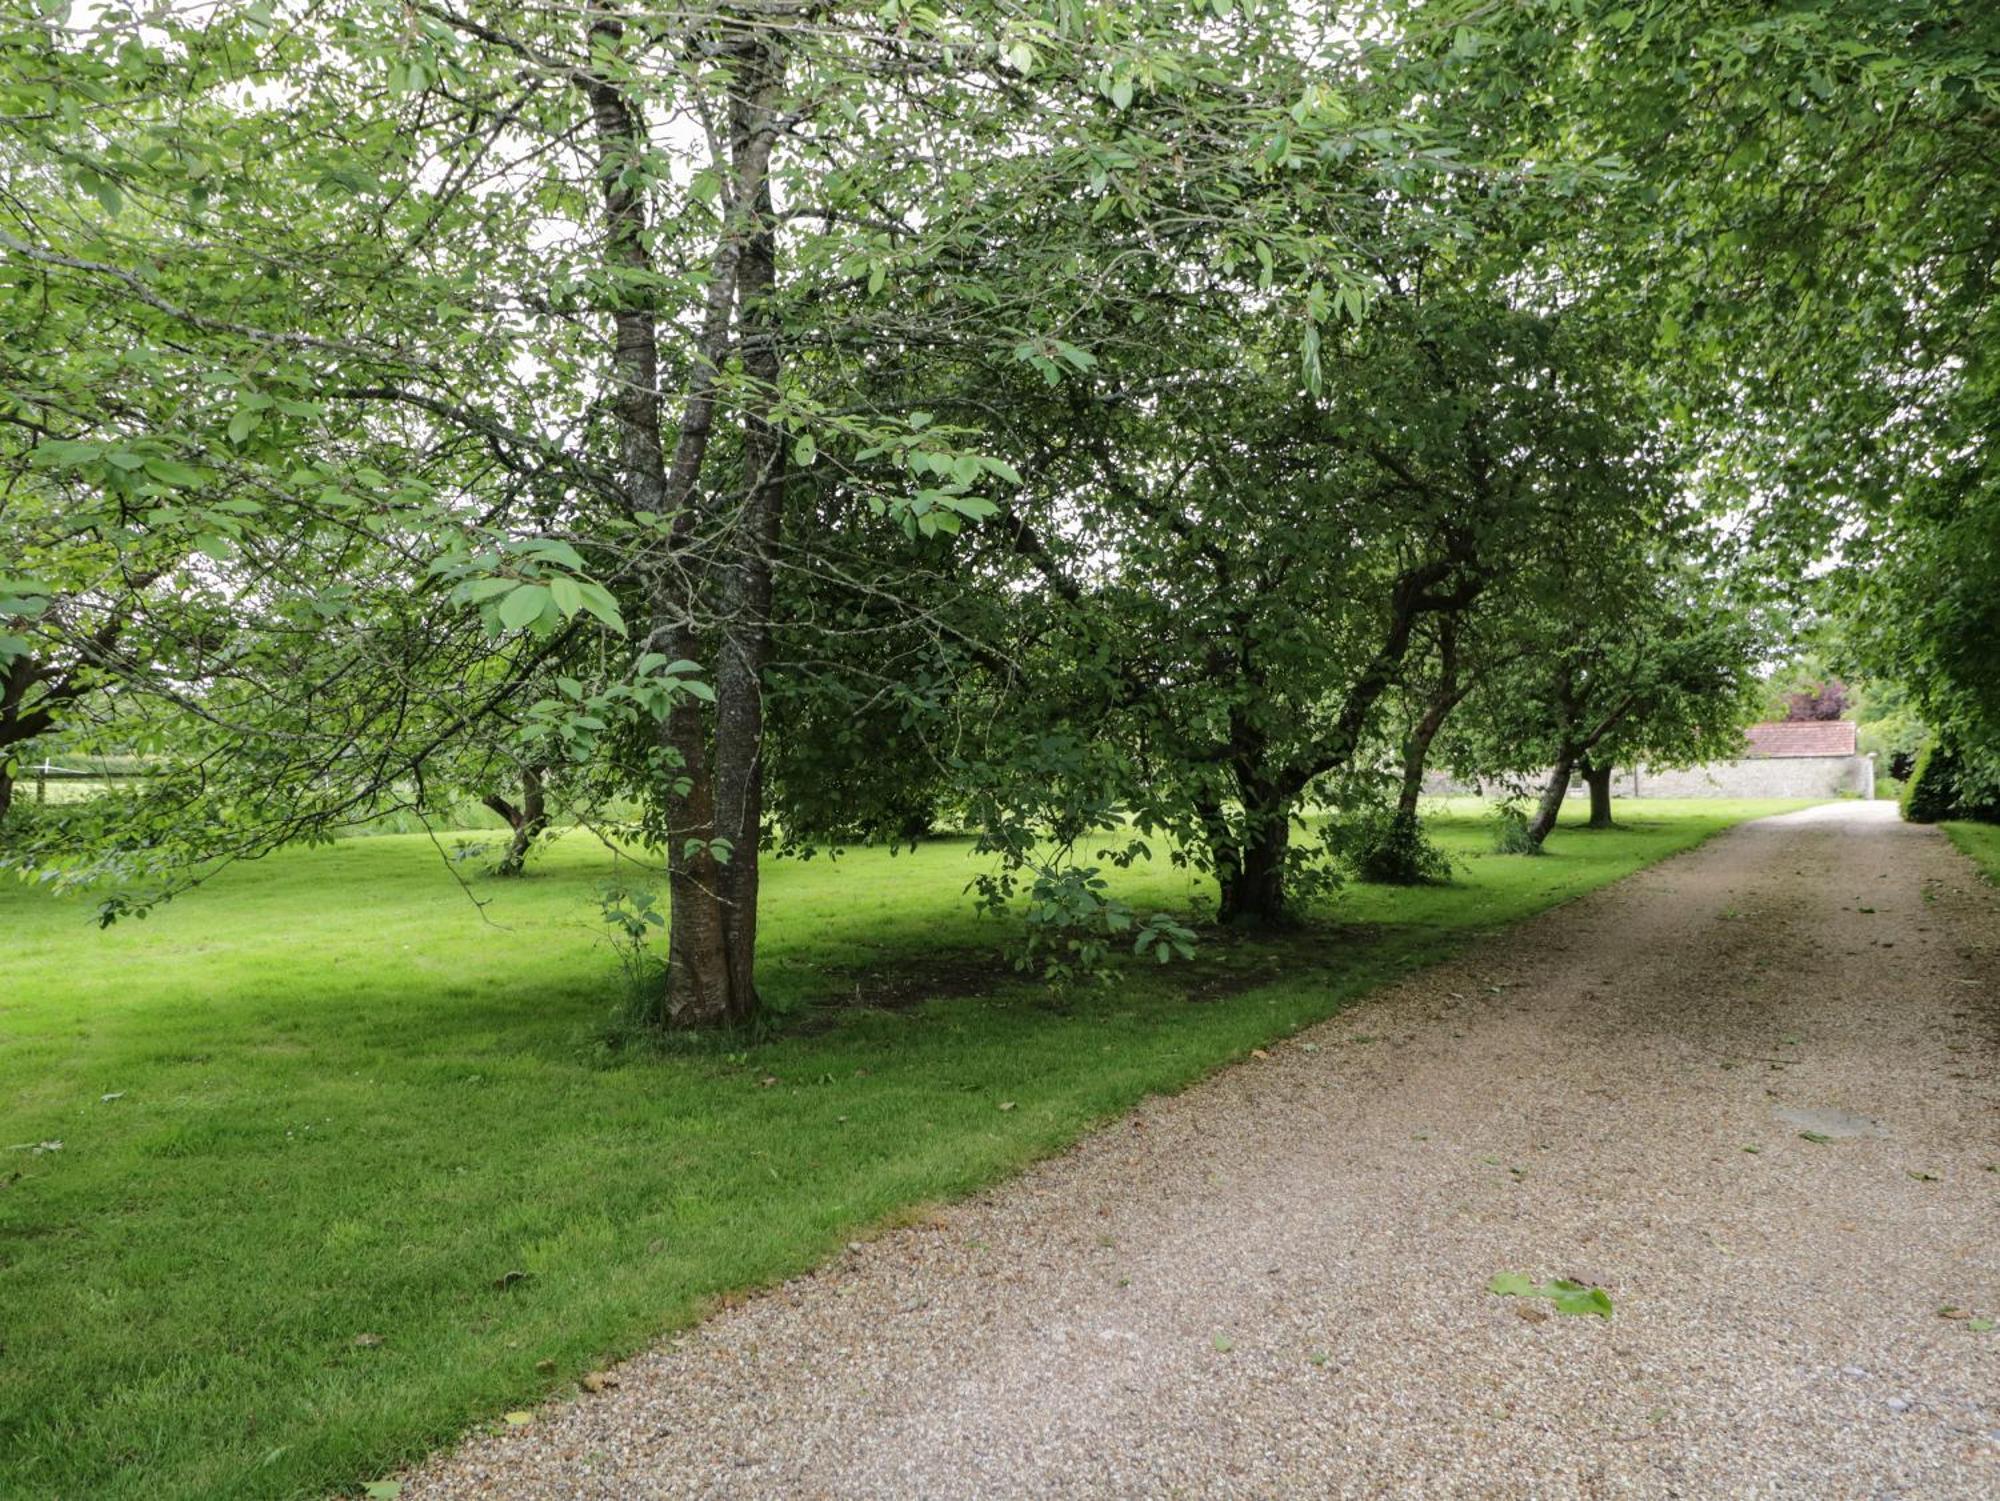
xmin=1943 ymin=819 xmax=2000 ymax=881
xmin=0 ymin=797 xmax=1809 ymax=1499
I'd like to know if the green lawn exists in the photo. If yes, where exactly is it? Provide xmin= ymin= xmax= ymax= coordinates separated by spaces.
xmin=0 ymin=798 xmax=1810 ymax=1499
xmin=1943 ymin=819 xmax=2000 ymax=881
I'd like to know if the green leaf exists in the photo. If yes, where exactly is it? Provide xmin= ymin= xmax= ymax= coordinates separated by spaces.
xmin=458 ymin=576 xmax=516 ymax=603
xmin=572 ymin=581 xmax=626 ymax=636
xmin=549 ymin=575 xmax=583 ymax=618
xmin=497 ymin=585 xmax=549 ymax=632
xmin=793 ymin=434 xmax=817 ymax=467
xmin=1545 ymin=1280 xmax=1615 ymax=1318
xmin=143 ymin=458 xmax=203 ymax=488
xmin=519 ymin=538 xmax=586 ymax=571
xmin=1487 ymin=1272 xmax=1613 ymax=1318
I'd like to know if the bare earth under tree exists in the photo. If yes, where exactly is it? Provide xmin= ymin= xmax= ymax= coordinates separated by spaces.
xmin=400 ymin=802 xmax=2000 ymax=1498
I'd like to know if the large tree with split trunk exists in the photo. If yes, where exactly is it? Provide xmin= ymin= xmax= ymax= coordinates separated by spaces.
xmin=6 ymin=0 xmax=1505 ymax=1020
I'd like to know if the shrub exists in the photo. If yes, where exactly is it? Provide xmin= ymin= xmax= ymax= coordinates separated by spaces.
xmin=1333 ymin=805 xmax=1453 ymax=885
xmin=1902 ymin=740 xmax=2000 ymax=824
xmin=1490 ymin=801 xmax=1544 ymax=855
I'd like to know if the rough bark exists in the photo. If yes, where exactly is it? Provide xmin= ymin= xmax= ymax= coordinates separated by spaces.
xmin=711 ymin=45 xmax=786 ymax=1019
xmin=1216 ymin=782 xmax=1293 ymax=927
xmin=1396 ymin=626 xmax=1471 ymax=821
xmin=483 ymin=765 xmax=548 ymax=876
xmin=1582 ymin=758 xmax=1616 ymax=829
xmin=583 ymin=6 xmax=787 ymax=1027
xmin=1525 ymin=746 xmax=1576 ymax=848
xmin=0 ymin=764 xmax=13 ymax=826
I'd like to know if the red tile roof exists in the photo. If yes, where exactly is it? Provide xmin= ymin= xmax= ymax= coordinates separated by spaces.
xmin=1742 ymin=720 xmax=1858 ymax=758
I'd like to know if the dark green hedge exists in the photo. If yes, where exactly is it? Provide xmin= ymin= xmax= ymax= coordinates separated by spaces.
xmin=1902 ymin=740 xmax=2000 ymax=824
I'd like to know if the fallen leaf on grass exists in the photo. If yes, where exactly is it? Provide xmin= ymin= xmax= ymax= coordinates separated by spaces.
xmin=100 ymin=1092 xmax=125 ymax=1103
xmin=351 ymin=1332 xmax=383 ymax=1348
xmin=535 ymin=1359 xmax=556 ymax=1375
xmin=492 ymin=1269 xmax=533 ymax=1292
xmin=997 ymin=1101 xmax=1016 ymax=1111
xmin=1487 ymin=1272 xmax=1614 ymax=1319
xmin=503 ymin=1411 xmax=533 ymax=1426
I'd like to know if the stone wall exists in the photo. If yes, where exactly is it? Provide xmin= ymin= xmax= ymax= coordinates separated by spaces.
xmin=1423 ymin=755 xmax=1876 ymax=800
xmin=1626 ymin=755 xmax=1874 ymax=800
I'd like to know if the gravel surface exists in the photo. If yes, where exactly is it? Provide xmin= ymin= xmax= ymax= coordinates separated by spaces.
xmin=400 ymin=803 xmax=2000 ymax=1499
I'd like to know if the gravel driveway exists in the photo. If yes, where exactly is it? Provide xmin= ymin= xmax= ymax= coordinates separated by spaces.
xmin=401 ymin=802 xmax=2000 ymax=1499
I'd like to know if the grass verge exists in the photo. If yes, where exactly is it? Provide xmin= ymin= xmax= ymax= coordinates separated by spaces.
xmin=1943 ymin=819 xmax=2000 ymax=881
xmin=0 ymin=798 xmax=1808 ymax=1498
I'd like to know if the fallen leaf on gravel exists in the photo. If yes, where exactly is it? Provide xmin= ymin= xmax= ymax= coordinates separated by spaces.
xmin=581 ymin=1371 xmax=620 ymax=1392
xmin=1515 ymin=1302 xmax=1550 ymax=1323
xmin=1211 ymin=1335 xmax=1233 ymax=1352
xmin=1938 ymin=1306 xmax=1970 ymax=1320
xmin=1487 ymin=1273 xmax=1613 ymax=1319
xmin=1250 ymin=1049 xmax=1270 ymax=1060
xmin=1798 ymin=1131 xmax=1833 ymax=1144
xmin=503 ymin=1411 xmax=533 ymax=1426
xmin=1969 ymin=1318 xmax=1995 ymax=1333
xmin=351 ymin=1333 xmax=383 ymax=1348
xmin=1908 ymin=1171 xmax=1939 ymax=1181
xmin=362 ymin=1483 xmax=402 ymax=1499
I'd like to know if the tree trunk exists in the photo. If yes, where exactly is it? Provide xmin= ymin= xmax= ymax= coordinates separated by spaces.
xmin=584 ymin=6 xmax=786 ymax=1028
xmin=1525 ymin=748 xmax=1575 ymax=849
xmin=1396 ymin=640 xmax=1467 ymax=821
xmin=483 ymin=766 xmax=548 ymax=877
xmin=1582 ymin=758 xmax=1615 ymax=829
xmin=0 ymin=763 xmax=13 ymax=827
xmin=1217 ymin=794 xmax=1292 ymax=927
xmin=711 ymin=47 xmax=786 ymax=1019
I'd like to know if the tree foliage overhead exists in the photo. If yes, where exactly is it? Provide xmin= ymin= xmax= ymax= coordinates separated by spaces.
xmin=10 ymin=0 xmax=1972 ymax=1019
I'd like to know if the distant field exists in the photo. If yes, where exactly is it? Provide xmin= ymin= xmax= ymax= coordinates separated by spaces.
xmin=0 ymin=797 xmax=1812 ymax=1500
